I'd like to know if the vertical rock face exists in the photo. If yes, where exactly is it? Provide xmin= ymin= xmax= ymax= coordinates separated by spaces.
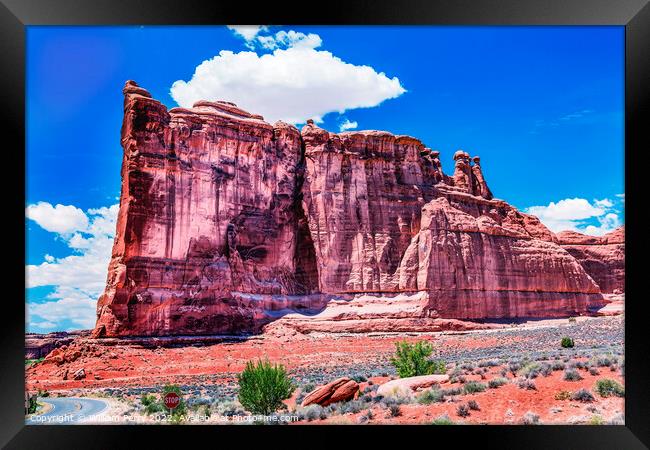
xmin=556 ymin=227 xmax=625 ymax=294
xmin=94 ymin=82 xmax=611 ymax=337
xmin=300 ymin=122 xmax=604 ymax=320
xmin=95 ymin=81 xmax=321 ymax=337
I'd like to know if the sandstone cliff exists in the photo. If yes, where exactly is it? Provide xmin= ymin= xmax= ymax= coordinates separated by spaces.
xmin=556 ymin=227 xmax=625 ymax=294
xmin=93 ymin=81 xmax=608 ymax=337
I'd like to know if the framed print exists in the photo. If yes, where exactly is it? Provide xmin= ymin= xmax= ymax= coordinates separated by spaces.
xmin=3 ymin=0 xmax=649 ymax=448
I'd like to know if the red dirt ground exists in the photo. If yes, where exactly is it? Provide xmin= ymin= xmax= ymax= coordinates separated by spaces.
xmin=26 ymin=316 xmax=624 ymax=424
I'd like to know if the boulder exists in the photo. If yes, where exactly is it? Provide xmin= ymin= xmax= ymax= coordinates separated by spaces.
xmin=377 ymin=374 xmax=449 ymax=397
xmin=72 ymin=368 xmax=86 ymax=380
xmin=301 ymin=377 xmax=360 ymax=407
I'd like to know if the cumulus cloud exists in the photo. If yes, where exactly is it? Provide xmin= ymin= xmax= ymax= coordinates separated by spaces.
xmin=339 ymin=118 xmax=358 ymax=132
xmin=256 ymin=30 xmax=322 ymax=50
xmin=171 ymin=31 xmax=406 ymax=124
xmin=26 ymin=202 xmax=118 ymax=331
xmin=525 ymin=197 xmax=622 ymax=236
xmin=227 ymin=25 xmax=269 ymax=46
xmin=26 ymin=202 xmax=88 ymax=235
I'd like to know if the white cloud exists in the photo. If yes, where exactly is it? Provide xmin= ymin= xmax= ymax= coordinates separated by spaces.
xmin=26 ymin=203 xmax=118 ymax=331
xmin=594 ymin=198 xmax=613 ymax=208
xmin=257 ymin=30 xmax=322 ymax=50
xmin=582 ymin=213 xmax=621 ymax=236
xmin=524 ymin=197 xmax=622 ymax=236
xmin=526 ymin=198 xmax=604 ymax=222
xmin=339 ymin=118 xmax=358 ymax=132
xmin=616 ymin=193 xmax=625 ymax=204
xmin=170 ymin=46 xmax=406 ymax=124
xmin=26 ymin=202 xmax=88 ymax=235
xmin=227 ymin=25 xmax=269 ymax=46
xmin=31 ymin=320 xmax=58 ymax=330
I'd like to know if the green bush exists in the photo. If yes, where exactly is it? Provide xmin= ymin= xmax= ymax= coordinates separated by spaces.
xmin=462 ymin=381 xmax=487 ymax=394
xmin=561 ymin=337 xmax=575 ymax=348
xmin=571 ymin=388 xmax=595 ymax=402
xmin=488 ymin=377 xmax=508 ymax=389
xmin=430 ymin=414 xmax=454 ymax=425
xmin=237 ymin=359 xmax=295 ymax=415
xmin=390 ymin=340 xmax=445 ymax=378
xmin=418 ymin=388 xmax=445 ymax=404
xmin=27 ymin=395 xmax=38 ymax=414
xmin=563 ymin=369 xmax=583 ymax=381
xmin=594 ymin=378 xmax=625 ymax=398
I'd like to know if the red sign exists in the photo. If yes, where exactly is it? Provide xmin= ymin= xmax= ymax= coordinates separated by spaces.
xmin=163 ymin=392 xmax=180 ymax=410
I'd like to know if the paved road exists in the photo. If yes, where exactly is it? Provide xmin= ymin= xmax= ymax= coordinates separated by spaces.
xmin=28 ymin=397 xmax=108 ymax=425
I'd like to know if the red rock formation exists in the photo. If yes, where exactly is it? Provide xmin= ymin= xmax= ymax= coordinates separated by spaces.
xmin=301 ymin=377 xmax=360 ymax=406
xmin=95 ymin=81 xmax=323 ymax=337
xmin=93 ymin=81 xmax=610 ymax=337
xmin=300 ymin=121 xmax=605 ymax=320
xmin=556 ymin=227 xmax=625 ymax=294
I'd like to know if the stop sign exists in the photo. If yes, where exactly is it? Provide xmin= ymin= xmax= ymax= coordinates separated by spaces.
xmin=163 ymin=392 xmax=180 ymax=410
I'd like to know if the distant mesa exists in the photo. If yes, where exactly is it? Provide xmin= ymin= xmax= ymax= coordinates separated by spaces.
xmin=92 ymin=81 xmax=621 ymax=338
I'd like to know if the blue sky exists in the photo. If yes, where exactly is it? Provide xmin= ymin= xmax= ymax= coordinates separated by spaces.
xmin=25 ymin=26 xmax=624 ymax=333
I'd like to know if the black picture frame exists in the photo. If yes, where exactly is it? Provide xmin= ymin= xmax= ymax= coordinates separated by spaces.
xmin=4 ymin=0 xmax=648 ymax=448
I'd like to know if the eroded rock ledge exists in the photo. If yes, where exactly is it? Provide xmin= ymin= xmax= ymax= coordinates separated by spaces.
xmin=93 ymin=81 xmax=609 ymax=337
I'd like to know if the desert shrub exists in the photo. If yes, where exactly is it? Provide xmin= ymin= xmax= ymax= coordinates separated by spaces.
xmin=517 ymin=378 xmax=537 ymax=391
xmin=237 ymin=359 xmax=295 ymax=415
xmin=202 ymin=404 xmax=211 ymax=418
xmin=555 ymin=390 xmax=572 ymax=401
xmin=388 ymin=404 xmax=402 ymax=417
xmin=27 ymin=395 xmax=38 ymax=414
xmin=569 ymin=317 xmax=577 ymax=323
xmin=608 ymin=413 xmax=625 ymax=425
xmin=351 ymin=374 xmax=367 ymax=383
xmin=563 ymin=369 xmax=583 ymax=381
xmin=298 ymin=404 xmax=327 ymax=421
xmin=592 ymin=354 xmax=616 ymax=368
xmin=551 ymin=361 xmax=566 ymax=371
xmin=37 ymin=389 xmax=49 ymax=398
xmin=589 ymin=415 xmax=604 ymax=425
xmin=589 ymin=367 xmax=600 ymax=376
xmin=467 ymin=400 xmax=480 ymax=411
xmin=561 ymin=337 xmax=575 ymax=348
xmin=488 ymin=377 xmax=508 ymax=389
xmin=594 ymin=379 xmax=625 ymax=398
xmin=508 ymin=361 xmax=522 ymax=375
xmin=460 ymin=362 xmax=475 ymax=371
xmin=456 ymin=403 xmax=470 ymax=417
xmin=462 ymin=381 xmax=487 ymax=394
xmin=478 ymin=359 xmax=500 ymax=368
xmin=572 ymin=388 xmax=595 ymax=402
xmin=518 ymin=362 xmax=541 ymax=379
xmin=418 ymin=388 xmax=445 ymax=404
xmin=390 ymin=340 xmax=446 ymax=378
xmin=339 ymin=399 xmax=369 ymax=414
xmin=454 ymin=375 xmax=467 ymax=384
xmin=431 ymin=414 xmax=454 ymax=425
xmin=441 ymin=387 xmax=462 ymax=396
xmin=141 ymin=393 xmax=156 ymax=407
xmin=216 ymin=400 xmax=246 ymax=417
xmin=521 ymin=411 xmax=540 ymax=425
xmin=540 ymin=363 xmax=552 ymax=377
xmin=141 ymin=393 xmax=164 ymax=415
